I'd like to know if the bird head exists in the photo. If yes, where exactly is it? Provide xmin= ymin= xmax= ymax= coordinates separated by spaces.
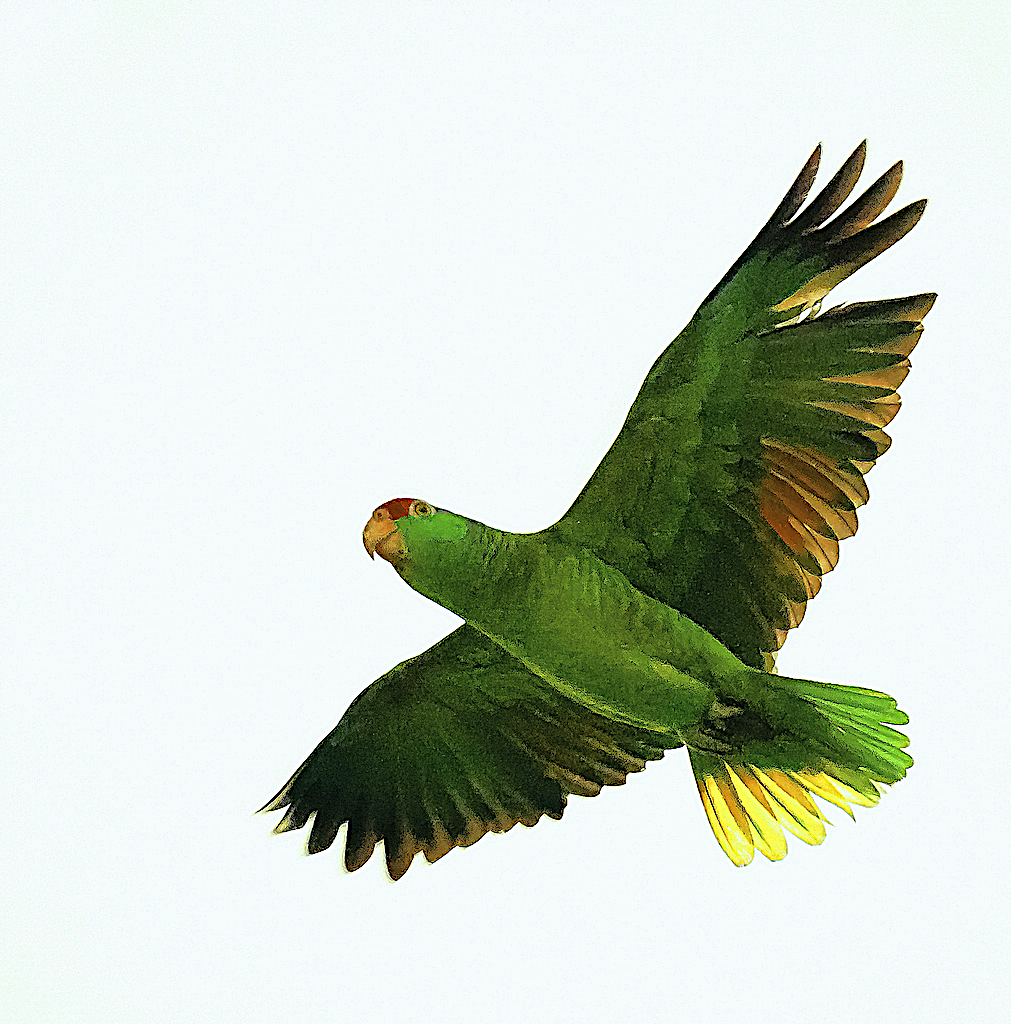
xmin=362 ymin=498 xmax=469 ymax=570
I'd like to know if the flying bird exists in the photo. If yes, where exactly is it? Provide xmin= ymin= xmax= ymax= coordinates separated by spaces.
xmin=261 ymin=142 xmax=932 ymax=880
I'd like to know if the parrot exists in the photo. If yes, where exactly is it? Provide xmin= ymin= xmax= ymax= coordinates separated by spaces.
xmin=261 ymin=142 xmax=932 ymax=880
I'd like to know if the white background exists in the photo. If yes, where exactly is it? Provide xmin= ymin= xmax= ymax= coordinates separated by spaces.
xmin=4 ymin=3 xmax=1008 ymax=1021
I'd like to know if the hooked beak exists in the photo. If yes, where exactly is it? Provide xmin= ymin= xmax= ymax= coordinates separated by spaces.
xmin=363 ymin=510 xmax=407 ymax=564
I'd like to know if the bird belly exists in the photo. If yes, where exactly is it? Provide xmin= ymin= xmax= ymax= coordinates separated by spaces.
xmin=473 ymin=542 xmax=742 ymax=733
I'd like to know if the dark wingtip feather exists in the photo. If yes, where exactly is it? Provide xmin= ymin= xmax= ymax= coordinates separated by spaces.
xmin=273 ymin=803 xmax=313 ymax=834
xmin=820 ymin=292 xmax=936 ymax=324
xmin=819 ymin=160 xmax=905 ymax=243
xmin=829 ymin=198 xmax=928 ymax=273
xmin=769 ymin=144 xmax=823 ymax=228
xmin=344 ymin=817 xmax=379 ymax=873
xmin=307 ymin=812 xmax=342 ymax=855
xmin=257 ymin=789 xmax=291 ymax=816
xmin=792 ymin=141 xmax=866 ymax=233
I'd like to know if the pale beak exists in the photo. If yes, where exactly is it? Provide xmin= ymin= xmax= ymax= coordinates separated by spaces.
xmin=363 ymin=511 xmax=407 ymax=564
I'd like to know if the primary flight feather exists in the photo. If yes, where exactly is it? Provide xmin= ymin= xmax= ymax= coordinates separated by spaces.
xmin=262 ymin=142 xmax=932 ymax=880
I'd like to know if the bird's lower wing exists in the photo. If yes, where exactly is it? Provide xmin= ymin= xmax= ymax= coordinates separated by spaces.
xmin=260 ymin=624 xmax=674 ymax=880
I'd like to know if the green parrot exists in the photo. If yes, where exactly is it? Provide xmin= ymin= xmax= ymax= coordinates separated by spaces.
xmin=262 ymin=142 xmax=932 ymax=880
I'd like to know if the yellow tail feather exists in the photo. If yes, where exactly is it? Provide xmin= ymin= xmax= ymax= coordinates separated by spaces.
xmin=690 ymin=751 xmax=885 ymax=865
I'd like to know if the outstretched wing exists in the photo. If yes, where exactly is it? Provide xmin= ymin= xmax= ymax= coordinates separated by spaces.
xmin=260 ymin=625 xmax=672 ymax=880
xmin=549 ymin=142 xmax=933 ymax=670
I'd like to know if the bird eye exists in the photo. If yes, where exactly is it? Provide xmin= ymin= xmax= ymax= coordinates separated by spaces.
xmin=410 ymin=500 xmax=434 ymax=517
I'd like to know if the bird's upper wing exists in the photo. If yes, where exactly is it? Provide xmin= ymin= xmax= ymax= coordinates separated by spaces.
xmin=548 ymin=142 xmax=934 ymax=669
xmin=260 ymin=624 xmax=672 ymax=880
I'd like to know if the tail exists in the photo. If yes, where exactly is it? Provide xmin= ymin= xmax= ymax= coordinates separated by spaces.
xmin=688 ymin=674 xmax=912 ymax=865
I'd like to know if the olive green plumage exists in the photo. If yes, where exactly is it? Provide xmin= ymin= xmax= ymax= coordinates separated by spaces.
xmin=262 ymin=142 xmax=931 ymax=878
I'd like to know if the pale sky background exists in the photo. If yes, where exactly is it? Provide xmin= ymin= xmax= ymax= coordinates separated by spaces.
xmin=4 ymin=3 xmax=1008 ymax=1022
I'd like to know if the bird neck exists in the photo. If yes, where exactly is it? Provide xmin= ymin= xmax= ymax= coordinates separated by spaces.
xmin=396 ymin=520 xmax=532 ymax=622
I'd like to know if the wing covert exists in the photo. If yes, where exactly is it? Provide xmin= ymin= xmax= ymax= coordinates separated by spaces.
xmin=549 ymin=143 xmax=933 ymax=669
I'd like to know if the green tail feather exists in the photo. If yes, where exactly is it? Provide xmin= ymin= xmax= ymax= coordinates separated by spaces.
xmin=775 ymin=674 xmax=913 ymax=780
